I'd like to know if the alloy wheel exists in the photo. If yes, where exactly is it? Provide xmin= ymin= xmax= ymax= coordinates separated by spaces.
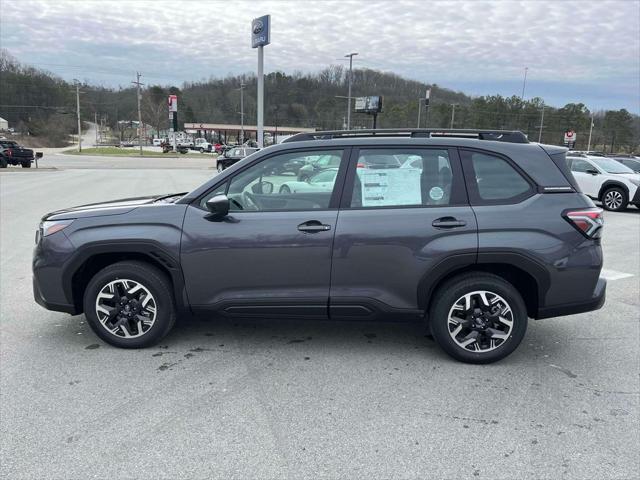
xmin=447 ymin=290 xmax=513 ymax=353
xmin=95 ymin=279 xmax=157 ymax=338
xmin=603 ymin=190 xmax=623 ymax=210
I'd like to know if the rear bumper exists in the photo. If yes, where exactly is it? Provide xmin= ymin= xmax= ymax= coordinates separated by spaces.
xmin=536 ymin=276 xmax=606 ymax=319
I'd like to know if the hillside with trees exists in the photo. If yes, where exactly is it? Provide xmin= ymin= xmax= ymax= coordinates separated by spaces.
xmin=1 ymin=49 xmax=638 ymax=151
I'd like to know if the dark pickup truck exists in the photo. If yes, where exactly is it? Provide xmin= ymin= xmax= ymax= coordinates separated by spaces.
xmin=0 ymin=139 xmax=34 ymax=168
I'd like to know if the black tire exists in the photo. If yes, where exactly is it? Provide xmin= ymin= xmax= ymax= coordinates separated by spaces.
xmin=601 ymin=187 xmax=628 ymax=211
xmin=279 ymin=185 xmax=291 ymax=194
xmin=21 ymin=161 xmax=31 ymax=168
xmin=83 ymin=261 xmax=176 ymax=348
xmin=0 ymin=157 xmax=7 ymax=168
xmin=199 ymin=148 xmax=205 ymax=153
xmin=429 ymin=272 xmax=528 ymax=364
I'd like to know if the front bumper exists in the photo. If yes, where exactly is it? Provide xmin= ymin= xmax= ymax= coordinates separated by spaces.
xmin=536 ymin=276 xmax=606 ymax=319
xmin=33 ymin=275 xmax=78 ymax=314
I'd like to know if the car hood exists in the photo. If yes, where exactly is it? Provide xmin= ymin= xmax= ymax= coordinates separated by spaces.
xmin=43 ymin=193 xmax=186 ymax=221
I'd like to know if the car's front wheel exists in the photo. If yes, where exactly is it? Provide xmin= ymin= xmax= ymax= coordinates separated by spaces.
xmin=601 ymin=187 xmax=628 ymax=211
xmin=83 ymin=261 xmax=176 ymax=348
xmin=429 ymin=273 xmax=528 ymax=364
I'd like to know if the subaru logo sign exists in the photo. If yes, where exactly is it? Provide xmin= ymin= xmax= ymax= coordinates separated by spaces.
xmin=251 ymin=15 xmax=270 ymax=48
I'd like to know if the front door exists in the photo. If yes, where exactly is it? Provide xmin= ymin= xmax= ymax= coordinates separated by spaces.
xmin=181 ymin=148 xmax=348 ymax=317
xmin=329 ymin=147 xmax=477 ymax=317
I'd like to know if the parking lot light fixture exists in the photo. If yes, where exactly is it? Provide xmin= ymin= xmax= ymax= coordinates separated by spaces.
xmin=345 ymin=52 xmax=358 ymax=130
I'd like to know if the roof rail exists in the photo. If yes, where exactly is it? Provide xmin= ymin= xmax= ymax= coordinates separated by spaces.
xmin=281 ymin=128 xmax=529 ymax=144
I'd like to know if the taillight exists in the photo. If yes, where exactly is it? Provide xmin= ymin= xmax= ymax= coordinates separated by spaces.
xmin=7 ymin=148 xmax=12 ymax=157
xmin=563 ymin=208 xmax=603 ymax=238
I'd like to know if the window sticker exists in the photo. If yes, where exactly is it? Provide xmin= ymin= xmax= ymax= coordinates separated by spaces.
xmin=358 ymin=168 xmax=422 ymax=207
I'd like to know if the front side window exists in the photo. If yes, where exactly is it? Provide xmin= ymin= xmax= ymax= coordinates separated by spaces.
xmin=226 ymin=149 xmax=344 ymax=211
xmin=350 ymin=149 xmax=454 ymax=208
xmin=465 ymin=151 xmax=532 ymax=202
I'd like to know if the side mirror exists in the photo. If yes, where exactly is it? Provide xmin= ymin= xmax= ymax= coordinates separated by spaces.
xmin=205 ymin=194 xmax=230 ymax=218
xmin=251 ymin=181 xmax=274 ymax=194
xmin=586 ymin=169 xmax=599 ymax=175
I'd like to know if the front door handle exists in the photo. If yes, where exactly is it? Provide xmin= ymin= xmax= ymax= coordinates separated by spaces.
xmin=432 ymin=217 xmax=467 ymax=229
xmin=298 ymin=220 xmax=332 ymax=233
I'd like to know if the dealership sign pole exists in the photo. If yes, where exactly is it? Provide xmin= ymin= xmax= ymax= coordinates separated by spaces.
xmin=168 ymin=94 xmax=178 ymax=151
xmin=252 ymin=15 xmax=270 ymax=148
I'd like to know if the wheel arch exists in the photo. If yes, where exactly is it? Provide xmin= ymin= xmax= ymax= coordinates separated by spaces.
xmin=598 ymin=180 xmax=629 ymax=201
xmin=63 ymin=242 xmax=190 ymax=315
xmin=419 ymin=253 xmax=550 ymax=318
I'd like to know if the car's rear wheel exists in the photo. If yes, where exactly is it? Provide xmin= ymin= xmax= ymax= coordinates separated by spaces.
xmin=429 ymin=273 xmax=527 ymax=364
xmin=0 ymin=157 xmax=7 ymax=168
xmin=601 ymin=187 xmax=628 ymax=211
xmin=21 ymin=161 xmax=31 ymax=168
xmin=83 ymin=261 xmax=176 ymax=348
xmin=199 ymin=148 xmax=205 ymax=153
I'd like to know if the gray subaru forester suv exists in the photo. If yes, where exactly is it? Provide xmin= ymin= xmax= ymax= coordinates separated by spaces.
xmin=33 ymin=129 xmax=606 ymax=363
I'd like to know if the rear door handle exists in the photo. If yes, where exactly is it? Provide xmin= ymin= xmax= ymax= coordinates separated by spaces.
xmin=298 ymin=220 xmax=332 ymax=233
xmin=432 ymin=217 xmax=467 ymax=229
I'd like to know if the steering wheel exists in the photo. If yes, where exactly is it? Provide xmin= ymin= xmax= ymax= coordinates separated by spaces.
xmin=242 ymin=191 xmax=259 ymax=210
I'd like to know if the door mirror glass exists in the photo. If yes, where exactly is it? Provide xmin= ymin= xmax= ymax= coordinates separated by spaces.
xmin=251 ymin=181 xmax=274 ymax=194
xmin=205 ymin=194 xmax=230 ymax=217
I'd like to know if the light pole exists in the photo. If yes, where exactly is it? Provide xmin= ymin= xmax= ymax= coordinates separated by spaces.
xmin=450 ymin=103 xmax=459 ymax=129
xmin=538 ymin=103 xmax=545 ymax=143
xmin=521 ymin=67 xmax=529 ymax=100
xmin=74 ymin=80 xmax=82 ymax=152
xmin=417 ymin=88 xmax=431 ymax=128
xmin=238 ymin=82 xmax=245 ymax=144
xmin=345 ymin=52 xmax=358 ymax=130
xmin=587 ymin=115 xmax=594 ymax=151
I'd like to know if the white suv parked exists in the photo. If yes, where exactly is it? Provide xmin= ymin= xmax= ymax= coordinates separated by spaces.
xmin=568 ymin=155 xmax=640 ymax=211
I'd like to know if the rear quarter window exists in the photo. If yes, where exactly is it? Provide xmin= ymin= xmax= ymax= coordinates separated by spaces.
xmin=461 ymin=150 xmax=533 ymax=204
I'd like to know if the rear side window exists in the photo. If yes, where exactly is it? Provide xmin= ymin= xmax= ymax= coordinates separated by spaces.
xmin=570 ymin=159 xmax=593 ymax=173
xmin=349 ymin=148 xmax=459 ymax=208
xmin=462 ymin=150 xmax=533 ymax=204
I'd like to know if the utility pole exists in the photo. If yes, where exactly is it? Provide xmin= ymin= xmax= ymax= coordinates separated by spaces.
xmin=587 ymin=115 xmax=594 ymax=151
xmin=538 ymin=103 xmax=545 ymax=143
xmin=238 ymin=82 xmax=245 ymax=144
xmin=75 ymin=81 xmax=82 ymax=152
xmin=94 ymin=112 xmax=98 ymax=146
xmin=345 ymin=52 xmax=358 ymax=130
xmin=132 ymin=72 xmax=144 ymax=156
xmin=417 ymin=98 xmax=422 ymax=128
xmin=450 ymin=104 xmax=458 ymax=129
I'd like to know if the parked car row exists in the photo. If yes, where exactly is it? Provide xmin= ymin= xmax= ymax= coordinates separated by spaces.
xmin=567 ymin=152 xmax=640 ymax=211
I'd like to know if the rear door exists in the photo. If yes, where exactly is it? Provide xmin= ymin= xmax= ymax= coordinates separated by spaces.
xmin=329 ymin=146 xmax=477 ymax=318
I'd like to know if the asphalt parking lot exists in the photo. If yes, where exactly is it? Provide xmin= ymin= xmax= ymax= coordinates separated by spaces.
xmin=1 ymin=156 xmax=638 ymax=479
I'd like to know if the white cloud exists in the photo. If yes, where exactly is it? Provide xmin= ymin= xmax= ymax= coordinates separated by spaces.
xmin=1 ymin=0 xmax=638 ymax=109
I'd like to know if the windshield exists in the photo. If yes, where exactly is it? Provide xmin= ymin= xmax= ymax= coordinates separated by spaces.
xmin=591 ymin=158 xmax=634 ymax=174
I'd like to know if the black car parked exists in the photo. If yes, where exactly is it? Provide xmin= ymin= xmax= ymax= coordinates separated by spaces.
xmin=33 ymin=129 xmax=605 ymax=364
xmin=0 ymin=139 xmax=34 ymax=168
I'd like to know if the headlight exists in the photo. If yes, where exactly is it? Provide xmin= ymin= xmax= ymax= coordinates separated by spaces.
xmin=40 ymin=219 xmax=74 ymax=238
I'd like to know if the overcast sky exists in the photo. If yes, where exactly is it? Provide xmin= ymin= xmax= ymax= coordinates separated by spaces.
xmin=1 ymin=0 xmax=638 ymax=111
